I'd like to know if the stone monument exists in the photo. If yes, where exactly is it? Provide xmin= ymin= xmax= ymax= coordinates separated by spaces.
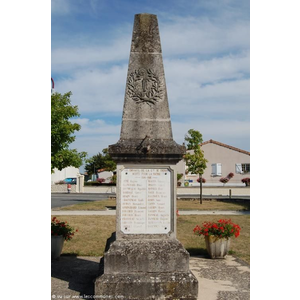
xmin=94 ymin=13 xmax=198 ymax=299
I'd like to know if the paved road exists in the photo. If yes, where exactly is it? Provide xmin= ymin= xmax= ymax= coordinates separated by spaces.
xmin=51 ymin=210 xmax=249 ymax=216
xmin=51 ymin=193 xmax=113 ymax=209
xmin=52 ymin=193 xmax=249 ymax=209
xmin=178 ymin=194 xmax=249 ymax=200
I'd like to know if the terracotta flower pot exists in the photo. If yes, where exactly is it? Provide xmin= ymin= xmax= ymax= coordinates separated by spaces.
xmin=205 ymin=236 xmax=231 ymax=259
xmin=51 ymin=235 xmax=64 ymax=259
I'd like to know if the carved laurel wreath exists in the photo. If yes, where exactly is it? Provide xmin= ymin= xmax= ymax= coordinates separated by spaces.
xmin=126 ymin=68 xmax=164 ymax=106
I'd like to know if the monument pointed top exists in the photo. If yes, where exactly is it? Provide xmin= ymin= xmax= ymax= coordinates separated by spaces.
xmin=109 ymin=14 xmax=185 ymax=163
xmin=131 ymin=13 xmax=162 ymax=53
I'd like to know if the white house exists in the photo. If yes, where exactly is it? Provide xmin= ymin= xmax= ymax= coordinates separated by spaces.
xmin=97 ymin=170 xmax=114 ymax=183
xmin=51 ymin=166 xmax=80 ymax=185
xmin=177 ymin=139 xmax=250 ymax=186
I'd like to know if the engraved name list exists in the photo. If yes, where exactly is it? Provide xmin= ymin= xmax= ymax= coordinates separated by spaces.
xmin=120 ymin=168 xmax=171 ymax=234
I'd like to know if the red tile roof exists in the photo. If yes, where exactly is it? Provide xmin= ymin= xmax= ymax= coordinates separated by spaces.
xmin=200 ymin=139 xmax=250 ymax=155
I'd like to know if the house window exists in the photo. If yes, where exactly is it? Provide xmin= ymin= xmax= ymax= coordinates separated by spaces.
xmin=235 ymin=163 xmax=250 ymax=174
xmin=211 ymin=163 xmax=222 ymax=176
xmin=242 ymin=163 xmax=250 ymax=173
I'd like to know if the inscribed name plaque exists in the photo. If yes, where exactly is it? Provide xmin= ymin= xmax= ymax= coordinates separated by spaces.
xmin=120 ymin=168 xmax=171 ymax=234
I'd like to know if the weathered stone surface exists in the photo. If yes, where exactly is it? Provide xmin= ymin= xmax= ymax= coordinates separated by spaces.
xmin=109 ymin=138 xmax=185 ymax=163
xmin=130 ymin=13 xmax=162 ymax=53
xmin=95 ymin=13 xmax=198 ymax=300
xmin=104 ymin=239 xmax=190 ymax=274
xmin=109 ymin=13 xmax=185 ymax=163
xmin=95 ymin=272 xmax=198 ymax=300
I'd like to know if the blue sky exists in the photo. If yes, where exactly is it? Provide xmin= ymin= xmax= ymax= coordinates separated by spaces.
xmin=51 ymin=0 xmax=250 ymax=166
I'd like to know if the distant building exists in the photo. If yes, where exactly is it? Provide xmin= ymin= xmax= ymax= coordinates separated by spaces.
xmin=51 ymin=166 xmax=80 ymax=185
xmin=177 ymin=139 xmax=250 ymax=186
xmin=97 ymin=168 xmax=116 ymax=183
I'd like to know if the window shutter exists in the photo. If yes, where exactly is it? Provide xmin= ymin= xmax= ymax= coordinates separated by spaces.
xmin=211 ymin=164 xmax=217 ymax=175
xmin=235 ymin=164 xmax=243 ymax=174
xmin=217 ymin=163 xmax=222 ymax=176
xmin=212 ymin=163 xmax=221 ymax=176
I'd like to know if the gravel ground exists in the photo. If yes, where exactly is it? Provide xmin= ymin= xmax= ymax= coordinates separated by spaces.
xmin=51 ymin=255 xmax=249 ymax=300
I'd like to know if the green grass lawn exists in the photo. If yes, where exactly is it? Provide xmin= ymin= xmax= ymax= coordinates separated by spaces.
xmin=53 ymin=198 xmax=249 ymax=211
xmin=52 ymin=199 xmax=116 ymax=211
xmin=52 ymin=214 xmax=250 ymax=264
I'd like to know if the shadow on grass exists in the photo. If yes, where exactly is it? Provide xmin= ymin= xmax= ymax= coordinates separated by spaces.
xmin=105 ymin=206 xmax=116 ymax=210
xmin=217 ymin=199 xmax=250 ymax=211
xmin=51 ymin=255 xmax=101 ymax=299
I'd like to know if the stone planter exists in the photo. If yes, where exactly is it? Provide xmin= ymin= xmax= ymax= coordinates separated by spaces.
xmin=205 ymin=236 xmax=231 ymax=259
xmin=51 ymin=235 xmax=64 ymax=259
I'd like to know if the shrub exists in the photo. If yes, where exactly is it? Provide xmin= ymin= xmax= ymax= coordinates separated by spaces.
xmin=177 ymin=173 xmax=184 ymax=181
xmin=220 ymin=177 xmax=229 ymax=183
xmin=84 ymin=181 xmax=116 ymax=186
xmin=55 ymin=180 xmax=66 ymax=185
xmin=110 ymin=174 xmax=117 ymax=184
xmin=97 ymin=178 xmax=105 ymax=183
xmin=197 ymin=177 xmax=206 ymax=183
xmin=241 ymin=178 xmax=250 ymax=184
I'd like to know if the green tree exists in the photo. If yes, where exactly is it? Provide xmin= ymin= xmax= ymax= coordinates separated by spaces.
xmin=51 ymin=91 xmax=87 ymax=173
xmin=184 ymin=129 xmax=208 ymax=204
xmin=85 ymin=148 xmax=116 ymax=176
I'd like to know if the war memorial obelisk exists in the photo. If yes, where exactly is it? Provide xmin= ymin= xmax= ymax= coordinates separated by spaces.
xmin=95 ymin=13 xmax=198 ymax=299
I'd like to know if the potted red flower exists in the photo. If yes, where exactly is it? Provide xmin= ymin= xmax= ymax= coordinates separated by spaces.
xmin=51 ymin=217 xmax=78 ymax=259
xmin=197 ymin=177 xmax=206 ymax=183
xmin=241 ymin=177 xmax=250 ymax=186
xmin=193 ymin=219 xmax=241 ymax=258
xmin=97 ymin=178 xmax=105 ymax=184
xmin=219 ymin=177 xmax=229 ymax=184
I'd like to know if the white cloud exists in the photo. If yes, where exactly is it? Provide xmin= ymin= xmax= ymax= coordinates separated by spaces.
xmin=160 ymin=17 xmax=249 ymax=57
xmin=52 ymin=36 xmax=131 ymax=73
xmin=69 ymin=118 xmax=121 ymax=158
xmin=71 ymin=134 xmax=120 ymax=159
xmin=55 ymin=52 xmax=249 ymax=119
xmin=172 ymin=119 xmax=250 ymax=151
xmin=55 ymin=65 xmax=128 ymax=115
xmin=74 ymin=118 xmax=120 ymax=136
xmin=168 ymin=78 xmax=249 ymax=110
xmin=165 ymin=51 xmax=249 ymax=84
xmin=52 ymin=15 xmax=249 ymax=73
xmin=51 ymin=3 xmax=250 ymax=158
xmin=70 ymin=117 xmax=250 ymax=160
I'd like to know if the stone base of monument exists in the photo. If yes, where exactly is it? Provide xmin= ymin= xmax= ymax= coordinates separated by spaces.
xmin=95 ymin=272 xmax=198 ymax=300
xmin=94 ymin=239 xmax=198 ymax=299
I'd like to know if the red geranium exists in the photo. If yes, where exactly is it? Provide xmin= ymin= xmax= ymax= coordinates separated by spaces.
xmin=51 ymin=217 xmax=78 ymax=241
xmin=193 ymin=219 xmax=241 ymax=238
xmin=197 ymin=177 xmax=206 ymax=183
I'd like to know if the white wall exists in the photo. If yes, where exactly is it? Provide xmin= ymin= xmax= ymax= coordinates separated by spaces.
xmin=51 ymin=167 xmax=80 ymax=185
xmin=97 ymin=171 xmax=113 ymax=183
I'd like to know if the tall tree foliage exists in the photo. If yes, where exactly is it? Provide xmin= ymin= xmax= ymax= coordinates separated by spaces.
xmin=85 ymin=148 xmax=116 ymax=176
xmin=51 ymin=92 xmax=87 ymax=173
xmin=184 ymin=129 xmax=208 ymax=204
